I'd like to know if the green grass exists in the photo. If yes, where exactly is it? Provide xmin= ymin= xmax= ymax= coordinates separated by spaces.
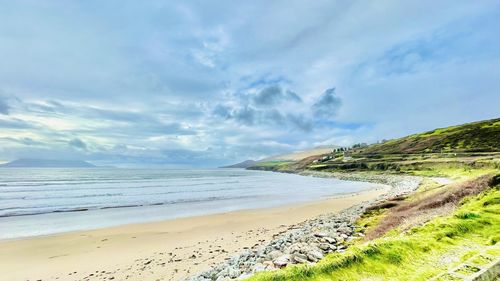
xmin=254 ymin=160 xmax=292 ymax=167
xmin=250 ymin=160 xmax=294 ymax=171
xmin=247 ymin=183 xmax=500 ymax=281
xmin=353 ymin=118 xmax=500 ymax=154
xmin=355 ymin=208 xmax=387 ymax=234
xmin=405 ymin=167 xmax=499 ymax=180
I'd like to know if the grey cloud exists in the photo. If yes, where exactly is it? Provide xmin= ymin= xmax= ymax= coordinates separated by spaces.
xmin=312 ymin=88 xmax=342 ymax=119
xmin=0 ymin=118 xmax=34 ymax=129
xmin=213 ymin=103 xmax=312 ymax=131
xmin=252 ymin=85 xmax=302 ymax=106
xmin=0 ymin=137 xmax=43 ymax=146
xmin=286 ymin=114 xmax=312 ymax=131
xmin=286 ymin=90 xmax=302 ymax=103
xmin=211 ymin=83 xmax=317 ymax=131
xmin=212 ymin=104 xmax=254 ymax=124
xmin=68 ymin=138 xmax=87 ymax=150
xmin=264 ymin=109 xmax=285 ymax=124
xmin=253 ymin=85 xmax=283 ymax=106
xmin=0 ymin=97 xmax=9 ymax=115
xmin=212 ymin=104 xmax=232 ymax=119
xmin=233 ymin=107 xmax=256 ymax=125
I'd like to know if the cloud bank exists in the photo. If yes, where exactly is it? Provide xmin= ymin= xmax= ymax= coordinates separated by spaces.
xmin=0 ymin=1 xmax=499 ymax=166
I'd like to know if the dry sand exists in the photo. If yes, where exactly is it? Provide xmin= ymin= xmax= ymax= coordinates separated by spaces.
xmin=0 ymin=186 xmax=389 ymax=281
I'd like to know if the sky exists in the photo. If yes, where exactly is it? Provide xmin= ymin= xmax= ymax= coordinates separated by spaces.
xmin=0 ymin=1 xmax=499 ymax=167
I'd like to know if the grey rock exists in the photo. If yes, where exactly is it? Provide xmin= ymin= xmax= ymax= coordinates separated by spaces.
xmin=310 ymin=249 xmax=324 ymax=259
xmin=324 ymin=236 xmax=336 ymax=244
xmin=273 ymin=254 xmax=290 ymax=268
xmin=318 ymin=243 xmax=330 ymax=251
xmin=267 ymin=250 xmax=282 ymax=260
xmin=337 ymin=226 xmax=352 ymax=235
xmin=228 ymin=267 xmax=240 ymax=279
xmin=292 ymin=253 xmax=308 ymax=264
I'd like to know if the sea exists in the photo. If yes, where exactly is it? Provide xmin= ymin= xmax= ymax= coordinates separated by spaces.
xmin=0 ymin=168 xmax=381 ymax=239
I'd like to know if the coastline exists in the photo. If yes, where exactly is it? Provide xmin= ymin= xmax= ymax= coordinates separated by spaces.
xmin=0 ymin=168 xmax=379 ymax=240
xmin=188 ymin=172 xmax=421 ymax=280
xmin=0 ymin=183 xmax=390 ymax=281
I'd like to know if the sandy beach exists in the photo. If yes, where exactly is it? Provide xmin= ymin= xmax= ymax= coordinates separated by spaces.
xmin=0 ymin=186 xmax=389 ymax=281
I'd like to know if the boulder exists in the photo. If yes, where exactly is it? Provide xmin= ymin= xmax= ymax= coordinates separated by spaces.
xmin=307 ymin=249 xmax=324 ymax=262
xmin=273 ymin=254 xmax=291 ymax=268
xmin=324 ymin=236 xmax=336 ymax=244
xmin=338 ymin=226 xmax=352 ymax=234
xmin=318 ymin=243 xmax=330 ymax=251
xmin=267 ymin=250 xmax=283 ymax=260
xmin=313 ymin=232 xmax=328 ymax=238
xmin=292 ymin=253 xmax=308 ymax=264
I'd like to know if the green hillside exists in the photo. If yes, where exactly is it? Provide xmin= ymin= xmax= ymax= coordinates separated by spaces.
xmin=355 ymin=118 xmax=500 ymax=154
xmin=249 ymin=118 xmax=500 ymax=175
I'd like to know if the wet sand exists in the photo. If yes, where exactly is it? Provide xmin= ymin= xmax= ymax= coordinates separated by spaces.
xmin=0 ymin=186 xmax=389 ymax=281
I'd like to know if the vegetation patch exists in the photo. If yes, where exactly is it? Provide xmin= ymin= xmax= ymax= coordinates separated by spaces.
xmin=470 ymin=255 xmax=493 ymax=266
xmin=352 ymin=118 xmax=500 ymax=154
xmin=247 ymin=175 xmax=500 ymax=281
xmin=454 ymin=264 xmax=480 ymax=276
xmin=365 ymin=174 xmax=495 ymax=239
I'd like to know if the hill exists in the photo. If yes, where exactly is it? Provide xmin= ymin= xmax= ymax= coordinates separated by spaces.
xmin=0 ymin=159 xmax=96 ymax=168
xmin=221 ymin=160 xmax=257 ymax=168
xmin=355 ymin=118 xmax=500 ymax=154
xmin=249 ymin=118 xmax=500 ymax=174
xmin=262 ymin=146 xmax=339 ymax=161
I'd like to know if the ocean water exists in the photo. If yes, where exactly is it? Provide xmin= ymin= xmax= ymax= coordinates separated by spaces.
xmin=0 ymin=168 xmax=381 ymax=239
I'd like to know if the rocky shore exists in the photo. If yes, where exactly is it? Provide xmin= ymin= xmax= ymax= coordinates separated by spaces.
xmin=187 ymin=172 xmax=422 ymax=281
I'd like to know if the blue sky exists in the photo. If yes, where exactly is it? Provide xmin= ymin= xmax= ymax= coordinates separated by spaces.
xmin=0 ymin=1 xmax=499 ymax=167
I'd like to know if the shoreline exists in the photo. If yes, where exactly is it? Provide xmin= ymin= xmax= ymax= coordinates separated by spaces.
xmin=0 ymin=184 xmax=384 ymax=243
xmin=188 ymin=172 xmax=422 ymax=280
xmin=0 ymin=183 xmax=391 ymax=281
xmin=0 ymin=168 xmax=381 ymax=240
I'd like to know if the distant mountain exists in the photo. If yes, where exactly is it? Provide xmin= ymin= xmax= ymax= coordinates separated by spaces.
xmin=0 ymin=159 xmax=96 ymax=168
xmin=262 ymin=145 xmax=340 ymax=162
xmin=221 ymin=160 xmax=258 ymax=168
